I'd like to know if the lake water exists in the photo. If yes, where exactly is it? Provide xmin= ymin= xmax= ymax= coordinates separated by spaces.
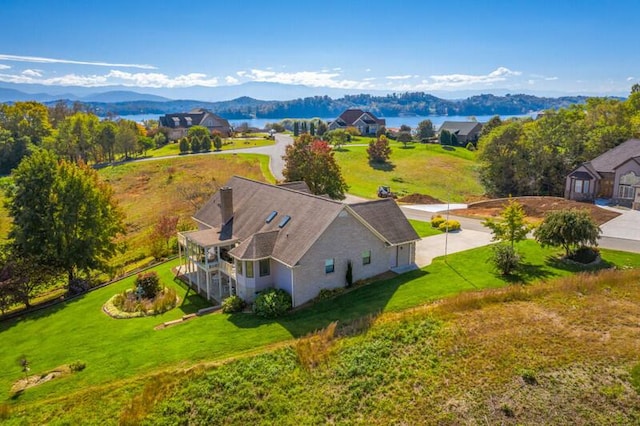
xmin=115 ymin=113 xmax=536 ymax=129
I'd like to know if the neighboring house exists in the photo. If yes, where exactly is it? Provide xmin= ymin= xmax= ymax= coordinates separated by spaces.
xmin=177 ymin=176 xmax=419 ymax=307
xmin=565 ymin=138 xmax=640 ymax=210
xmin=328 ymin=109 xmax=386 ymax=136
xmin=438 ymin=121 xmax=483 ymax=145
xmin=159 ymin=108 xmax=231 ymax=140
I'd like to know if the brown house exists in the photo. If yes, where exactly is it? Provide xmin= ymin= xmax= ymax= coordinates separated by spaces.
xmin=328 ymin=109 xmax=386 ymax=136
xmin=178 ymin=176 xmax=419 ymax=307
xmin=159 ymin=108 xmax=231 ymax=140
xmin=565 ymin=138 xmax=640 ymax=209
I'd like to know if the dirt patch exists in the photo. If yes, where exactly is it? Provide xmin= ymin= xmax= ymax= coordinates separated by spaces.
xmin=398 ymin=193 xmax=443 ymax=204
xmin=451 ymin=196 xmax=620 ymax=225
xmin=11 ymin=366 xmax=71 ymax=393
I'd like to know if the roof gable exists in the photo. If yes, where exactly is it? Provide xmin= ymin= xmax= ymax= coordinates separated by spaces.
xmin=590 ymin=139 xmax=640 ymax=173
xmin=334 ymin=109 xmax=385 ymax=126
xmin=348 ymin=199 xmax=420 ymax=245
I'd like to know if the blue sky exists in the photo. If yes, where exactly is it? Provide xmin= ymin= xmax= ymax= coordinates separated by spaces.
xmin=0 ymin=0 xmax=637 ymax=97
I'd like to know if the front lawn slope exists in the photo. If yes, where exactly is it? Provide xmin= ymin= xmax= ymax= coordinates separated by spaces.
xmin=1 ymin=243 xmax=640 ymax=424
xmin=147 ymin=268 xmax=640 ymax=424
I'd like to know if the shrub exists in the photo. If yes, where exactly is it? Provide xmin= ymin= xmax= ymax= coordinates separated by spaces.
xmin=438 ymin=219 xmax=461 ymax=232
xmin=431 ymin=214 xmax=446 ymax=228
xmin=222 ymin=295 xmax=245 ymax=313
xmin=135 ymin=272 xmax=161 ymax=299
xmin=178 ymin=138 xmax=190 ymax=154
xmin=465 ymin=142 xmax=476 ymax=151
xmin=69 ymin=361 xmax=86 ymax=372
xmin=317 ymin=287 xmax=345 ymax=301
xmin=568 ymin=246 xmax=599 ymax=264
xmin=492 ymin=244 xmax=521 ymax=276
xmin=253 ymin=288 xmax=292 ymax=318
xmin=151 ymin=288 xmax=177 ymax=314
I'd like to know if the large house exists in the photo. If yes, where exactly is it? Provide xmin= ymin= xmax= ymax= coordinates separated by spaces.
xmin=438 ymin=121 xmax=483 ymax=145
xmin=178 ymin=176 xmax=419 ymax=307
xmin=328 ymin=109 xmax=386 ymax=136
xmin=159 ymin=108 xmax=231 ymax=140
xmin=565 ymin=138 xmax=640 ymax=210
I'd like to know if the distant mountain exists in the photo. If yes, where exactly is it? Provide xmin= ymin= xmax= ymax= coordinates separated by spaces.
xmin=80 ymin=91 xmax=170 ymax=103
xmin=49 ymin=92 xmax=591 ymax=120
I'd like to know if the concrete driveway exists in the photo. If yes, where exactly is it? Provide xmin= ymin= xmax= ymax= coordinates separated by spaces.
xmin=599 ymin=208 xmax=640 ymax=241
xmin=415 ymin=229 xmax=494 ymax=267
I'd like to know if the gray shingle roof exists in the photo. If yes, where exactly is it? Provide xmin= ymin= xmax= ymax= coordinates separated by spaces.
xmin=590 ymin=139 xmax=640 ymax=173
xmin=193 ymin=177 xmax=418 ymax=266
xmin=349 ymin=199 xmax=420 ymax=245
xmin=276 ymin=181 xmax=312 ymax=194
xmin=334 ymin=109 xmax=385 ymax=126
xmin=438 ymin=121 xmax=482 ymax=136
xmin=229 ymin=231 xmax=279 ymax=260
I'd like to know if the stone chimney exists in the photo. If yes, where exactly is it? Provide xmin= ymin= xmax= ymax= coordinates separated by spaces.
xmin=219 ymin=186 xmax=233 ymax=224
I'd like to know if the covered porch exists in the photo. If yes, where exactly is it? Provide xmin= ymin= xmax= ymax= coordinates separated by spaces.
xmin=178 ymin=229 xmax=238 ymax=304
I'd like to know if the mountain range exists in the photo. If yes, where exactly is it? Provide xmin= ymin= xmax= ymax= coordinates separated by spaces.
xmin=0 ymin=82 xmax=602 ymax=119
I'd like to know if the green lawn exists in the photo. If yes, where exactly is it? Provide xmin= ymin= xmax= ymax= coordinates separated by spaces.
xmin=146 ymin=137 xmax=275 ymax=158
xmin=2 ymin=241 xmax=639 ymax=413
xmin=409 ymin=219 xmax=442 ymax=237
xmin=334 ymin=143 xmax=483 ymax=202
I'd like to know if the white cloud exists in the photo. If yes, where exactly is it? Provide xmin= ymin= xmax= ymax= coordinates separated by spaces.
xmin=0 ymin=64 xmax=10 ymax=70
xmin=0 ymin=53 xmax=156 ymax=69
xmin=225 ymin=75 xmax=239 ymax=84
xmin=0 ymin=69 xmax=219 ymax=88
xmin=544 ymin=76 xmax=558 ymax=81
xmin=363 ymin=77 xmax=376 ymax=81
xmin=528 ymin=79 xmax=535 ymax=85
xmin=365 ymin=68 xmax=371 ymax=72
xmin=627 ymin=76 xmax=635 ymax=81
xmin=429 ymin=67 xmax=521 ymax=87
xmin=241 ymin=68 xmax=374 ymax=89
xmin=386 ymin=75 xmax=413 ymax=80
xmin=22 ymin=69 xmax=43 ymax=77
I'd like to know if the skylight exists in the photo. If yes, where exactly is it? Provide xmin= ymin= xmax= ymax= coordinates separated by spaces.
xmin=266 ymin=211 xmax=278 ymax=223
xmin=278 ymin=215 xmax=291 ymax=228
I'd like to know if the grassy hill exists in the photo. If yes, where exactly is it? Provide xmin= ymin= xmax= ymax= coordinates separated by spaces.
xmin=334 ymin=142 xmax=483 ymax=202
xmin=1 ymin=242 xmax=640 ymax=424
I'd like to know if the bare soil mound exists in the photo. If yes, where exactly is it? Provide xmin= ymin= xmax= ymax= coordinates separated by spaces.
xmin=398 ymin=193 xmax=443 ymax=204
xmin=452 ymin=196 xmax=620 ymax=225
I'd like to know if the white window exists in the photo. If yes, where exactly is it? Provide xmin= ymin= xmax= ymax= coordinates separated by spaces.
xmin=618 ymin=185 xmax=635 ymax=199
xmin=362 ymin=250 xmax=371 ymax=265
xmin=246 ymin=261 xmax=254 ymax=278
xmin=259 ymin=259 xmax=270 ymax=277
xmin=325 ymin=258 xmax=335 ymax=274
xmin=574 ymin=179 xmax=590 ymax=194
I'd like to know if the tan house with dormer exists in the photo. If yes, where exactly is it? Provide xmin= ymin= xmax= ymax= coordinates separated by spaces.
xmin=178 ymin=176 xmax=419 ymax=307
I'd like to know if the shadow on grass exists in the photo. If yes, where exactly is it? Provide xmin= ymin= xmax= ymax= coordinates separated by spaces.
xmin=173 ymin=278 xmax=211 ymax=315
xmin=227 ymin=269 xmax=428 ymax=338
xmin=501 ymin=262 xmax=557 ymax=284
xmin=399 ymin=145 xmax=416 ymax=149
xmin=441 ymin=146 xmax=456 ymax=151
xmin=368 ymin=161 xmax=396 ymax=172
xmin=445 ymin=261 xmax=477 ymax=288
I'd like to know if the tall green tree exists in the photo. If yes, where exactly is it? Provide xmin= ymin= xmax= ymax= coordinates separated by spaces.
xmin=533 ymin=209 xmax=601 ymax=257
xmin=7 ymin=151 xmax=125 ymax=286
xmin=283 ymin=134 xmax=348 ymax=199
xmin=96 ymin=121 xmax=117 ymax=163
xmin=439 ymin=129 xmax=452 ymax=145
xmin=0 ymin=102 xmax=52 ymax=145
xmin=367 ymin=135 xmax=392 ymax=163
xmin=416 ymin=119 xmax=435 ymax=140
xmin=0 ymin=129 xmax=30 ymax=174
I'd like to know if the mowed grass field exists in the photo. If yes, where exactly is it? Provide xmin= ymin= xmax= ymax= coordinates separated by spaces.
xmin=147 ymin=136 xmax=274 ymax=158
xmin=2 ymin=241 xmax=640 ymax=424
xmin=334 ymin=142 xmax=483 ymax=202
xmin=98 ymin=154 xmax=273 ymax=269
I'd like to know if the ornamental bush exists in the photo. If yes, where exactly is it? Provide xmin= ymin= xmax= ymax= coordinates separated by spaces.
xmin=135 ymin=271 xmax=161 ymax=298
xmin=438 ymin=219 xmax=461 ymax=232
xmin=492 ymin=243 xmax=521 ymax=275
xmin=431 ymin=214 xmax=446 ymax=228
xmin=253 ymin=288 xmax=292 ymax=318
xmin=222 ymin=295 xmax=245 ymax=313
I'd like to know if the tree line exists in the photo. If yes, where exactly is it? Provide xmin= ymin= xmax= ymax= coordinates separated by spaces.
xmin=0 ymin=101 xmax=167 ymax=174
xmin=51 ymin=92 xmax=589 ymax=120
xmin=477 ymin=87 xmax=640 ymax=197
